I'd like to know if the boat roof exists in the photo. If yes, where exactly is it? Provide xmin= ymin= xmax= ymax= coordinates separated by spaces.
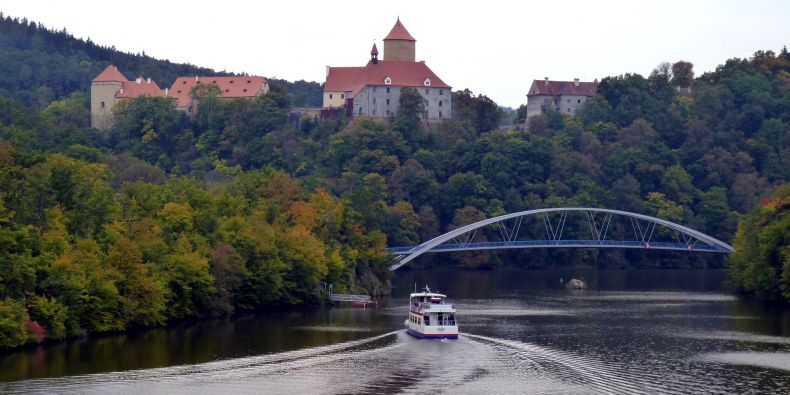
xmin=410 ymin=292 xmax=447 ymax=298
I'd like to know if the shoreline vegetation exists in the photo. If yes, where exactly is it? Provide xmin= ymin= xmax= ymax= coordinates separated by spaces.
xmin=1 ymin=15 xmax=789 ymax=349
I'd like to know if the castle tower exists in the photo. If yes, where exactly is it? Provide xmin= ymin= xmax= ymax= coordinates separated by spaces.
xmin=383 ymin=18 xmax=416 ymax=62
xmin=91 ymin=65 xmax=127 ymax=130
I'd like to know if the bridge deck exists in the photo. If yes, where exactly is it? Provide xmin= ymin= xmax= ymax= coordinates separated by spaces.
xmin=389 ymin=240 xmax=730 ymax=254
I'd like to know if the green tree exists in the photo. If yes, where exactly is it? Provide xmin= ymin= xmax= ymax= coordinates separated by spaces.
xmin=393 ymin=86 xmax=426 ymax=147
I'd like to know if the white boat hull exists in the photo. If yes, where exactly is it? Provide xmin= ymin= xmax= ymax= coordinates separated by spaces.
xmin=405 ymin=318 xmax=458 ymax=339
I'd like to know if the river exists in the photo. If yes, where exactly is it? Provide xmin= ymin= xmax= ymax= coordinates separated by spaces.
xmin=2 ymin=268 xmax=790 ymax=393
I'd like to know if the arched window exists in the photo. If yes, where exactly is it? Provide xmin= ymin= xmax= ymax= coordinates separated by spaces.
xmin=423 ymin=78 xmax=431 ymax=86
xmin=384 ymin=76 xmax=392 ymax=85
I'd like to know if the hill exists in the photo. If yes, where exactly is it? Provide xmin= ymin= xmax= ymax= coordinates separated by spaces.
xmin=0 ymin=13 xmax=323 ymax=108
xmin=0 ymin=12 xmax=789 ymax=347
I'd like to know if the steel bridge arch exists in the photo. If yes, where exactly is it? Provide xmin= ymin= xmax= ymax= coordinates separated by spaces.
xmin=389 ymin=207 xmax=734 ymax=271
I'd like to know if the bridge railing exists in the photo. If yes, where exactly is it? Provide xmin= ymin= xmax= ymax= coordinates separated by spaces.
xmin=390 ymin=240 xmax=728 ymax=254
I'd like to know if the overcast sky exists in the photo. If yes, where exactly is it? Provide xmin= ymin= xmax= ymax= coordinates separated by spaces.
xmin=2 ymin=0 xmax=789 ymax=107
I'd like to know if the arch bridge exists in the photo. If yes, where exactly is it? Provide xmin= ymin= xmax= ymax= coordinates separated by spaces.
xmin=388 ymin=208 xmax=733 ymax=271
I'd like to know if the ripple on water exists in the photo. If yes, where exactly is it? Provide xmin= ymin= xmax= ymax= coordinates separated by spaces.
xmin=590 ymin=291 xmax=737 ymax=302
xmin=696 ymin=352 xmax=790 ymax=372
xmin=293 ymin=326 xmax=374 ymax=333
xmin=679 ymin=331 xmax=790 ymax=345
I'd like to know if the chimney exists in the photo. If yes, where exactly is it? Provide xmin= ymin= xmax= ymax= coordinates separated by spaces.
xmin=195 ymin=75 xmax=199 ymax=82
xmin=147 ymin=77 xmax=151 ymax=84
xmin=544 ymin=77 xmax=549 ymax=85
xmin=574 ymin=78 xmax=580 ymax=87
xmin=165 ymin=87 xmax=169 ymax=95
xmin=326 ymin=66 xmax=330 ymax=77
xmin=135 ymin=77 xmax=142 ymax=84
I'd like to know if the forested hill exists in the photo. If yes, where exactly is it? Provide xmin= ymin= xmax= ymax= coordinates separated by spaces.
xmin=0 ymin=14 xmax=323 ymax=107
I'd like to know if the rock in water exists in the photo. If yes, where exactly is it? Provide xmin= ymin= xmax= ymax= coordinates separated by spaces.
xmin=566 ymin=278 xmax=586 ymax=289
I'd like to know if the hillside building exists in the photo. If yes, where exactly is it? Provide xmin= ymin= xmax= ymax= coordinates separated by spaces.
xmin=90 ymin=65 xmax=165 ymax=129
xmin=90 ymin=65 xmax=269 ymax=130
xmin=525 ymin=78 xmax=598 ymax=123
xmin=323 ymin=18 xmax=451 ymax=120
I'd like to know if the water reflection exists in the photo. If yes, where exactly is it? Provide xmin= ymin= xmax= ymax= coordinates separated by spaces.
xmin=2 ymin=269 xmax=790 ymax=394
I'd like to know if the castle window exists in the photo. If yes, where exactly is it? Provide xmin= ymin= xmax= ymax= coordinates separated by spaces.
xmin=423 ymin=78 xmax=431 ymax=86
xmin=425 ymin=89 xmax=429 ymax=95
xmin=386 ymin=99 xmax=390 ymax=105
xmin=330 ymin=94 xmax=333 ymax=99
xmin=439 ymin=89 xmax=443 ymax=95
xmin=439 ymin=100 xmax=443 ymax=107
xmin=439 ymin=111 xmax=443 ymax=118
xmin=373 ymin=87 xmax=377 ymax=92
xmin=386 ymin=87 xmax=390 ymax=94
xmin=386 ymin=109 xmax=390 ymax=116
xmin=230 ymin=80 xmax=234 ymax=84
xmin=373 ymin=108 xmax=377 ymax=115
xmin=578 ymin=99 xmax=581 ymax=103
xmin=341 ymin=93 xmax=345 ymax=99
xmin=373 ymin=98 xmax=377 ymax=104
xmin=384 ymin=76 xmax=392 ymax=85
xmin=100 ymin=101 xmax=105 ymax=109
xmin=359 ymin=107 xmax=362 ymax=115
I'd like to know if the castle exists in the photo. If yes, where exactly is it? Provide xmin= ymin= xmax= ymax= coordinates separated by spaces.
xmin=323 ymin=18 xmax=451 ymax=119
xmin=524 ymin=78 xmax=598 ymax=122
xmin=90 ymin=66 xmax=269 ymax=130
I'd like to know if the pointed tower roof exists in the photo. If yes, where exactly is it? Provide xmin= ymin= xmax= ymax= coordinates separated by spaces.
xmin=384 ymin=18 xmax=416 ymax=41
xmin=371 ymin=43 xmax=379 ymax=55
xmin=93 ymin=65 xmax=128 ymax=82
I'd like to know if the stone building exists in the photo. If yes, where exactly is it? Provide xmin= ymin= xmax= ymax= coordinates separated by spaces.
xmin=323 ymin=18 xmax=451 ymax=120
xmin=525 ymin=78 xmax=598 ymax=123
xmin=90 ymin=65 xmax=165 ymax=129
xmin=168 ymin=76 xmax=269 ymax=116
xmin=90 ymin=65 xmax=268 ymax=129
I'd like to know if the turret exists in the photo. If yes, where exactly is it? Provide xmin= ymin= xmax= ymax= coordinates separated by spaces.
xmin=383 ymin=17 xmax=416 ymax=62
xmin=371 ymin=43 xmax=379 ymax=64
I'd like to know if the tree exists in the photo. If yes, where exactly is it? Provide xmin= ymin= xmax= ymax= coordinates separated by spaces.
xmin=728 ymin=183 xmax=790 ymax=300
xmin=671 ymin=61 xmax=694 ymax=88
xmin=107 ymin=238 xmax=166 ymax=326
xmin=452 ymin=89 xmax=502 ymax=134
xmin=393 ymin=87 xmax=426 ymax=147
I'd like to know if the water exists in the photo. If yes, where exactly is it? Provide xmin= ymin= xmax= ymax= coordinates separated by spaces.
xmin=3 ymin=268 xmax=790 ymax=393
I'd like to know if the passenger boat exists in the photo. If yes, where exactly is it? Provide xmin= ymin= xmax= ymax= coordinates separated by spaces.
xmin=405 ymin=286 xmax=458 ymax=339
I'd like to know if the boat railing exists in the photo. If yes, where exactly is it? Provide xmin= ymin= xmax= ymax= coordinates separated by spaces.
xmin=423 ymin=319 xmax=456 ymax=327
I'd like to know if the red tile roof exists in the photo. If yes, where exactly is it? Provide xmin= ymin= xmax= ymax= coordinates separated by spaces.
xmin=93 ymin=65 xmax=128 ymax=82
xmin=325 ymin=60 xmax=450 ymax=98
xmin=167 ymin=76 xmax=269 ymax=108
xmin=116 ymin=78 xmax=166 ymax=98
xmin=384 ymin=18 xmax=416 ymax=41
xmin=528 ymin=79 xmax=598 ymax=97
xmin=371 ymin=43 xmax=379 ymax=55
